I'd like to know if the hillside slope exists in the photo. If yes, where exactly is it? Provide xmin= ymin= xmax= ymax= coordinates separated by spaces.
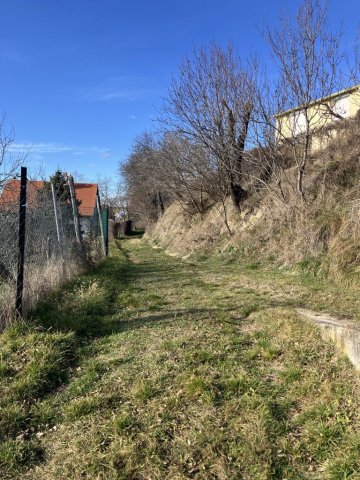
xmin=147 ymin=123 xmax=360 ymax=284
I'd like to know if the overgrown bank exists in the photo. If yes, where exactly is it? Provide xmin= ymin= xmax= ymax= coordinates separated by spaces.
xmin=147 ymin=118 xmax=360 ymax=286
xmin=1 ymin=238 xmax=360 ymax=479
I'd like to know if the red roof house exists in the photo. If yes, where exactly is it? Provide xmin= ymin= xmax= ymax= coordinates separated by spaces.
xmin=0 ymin=179 xmax=46 ymax=210
xmin=0 ymin=179 xmax=99 ymax=217
xmin=72 ymin=183 xmax=99 ymax=217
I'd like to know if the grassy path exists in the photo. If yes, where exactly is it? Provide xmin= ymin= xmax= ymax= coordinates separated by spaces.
xmin=0 ymin=238 xmax=359 ymax=479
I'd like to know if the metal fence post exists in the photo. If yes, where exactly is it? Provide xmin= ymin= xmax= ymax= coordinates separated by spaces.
xmin=15 ymin=166 xmax=27 ymax=318
xmin=104 ymin=207 xmax=109 ymax=256
xmin=68 ymin=174 xmax=83 ymax=248
xmin=96 ymin=194 xmax=106 ymax=257
xmin=51 ymin=182 xmax=65 ymax=262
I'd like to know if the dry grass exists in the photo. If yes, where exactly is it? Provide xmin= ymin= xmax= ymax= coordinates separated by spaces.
xmin=0 ymin=255 xmax=86 ymax=331
xmin=147 ymin=119 xmax=360 ymax=286
xmin=1 ymin=239 xmax=360 ymax=479
xmin=248 ymin=123 xmax=360 ymax=284
xmin=22 ymin=256 xmax=85 ymax=316
xmin=0 ymin=282 xmax=15 ymax=329
xmin=146 ymin=198 xmax=246 ymax=258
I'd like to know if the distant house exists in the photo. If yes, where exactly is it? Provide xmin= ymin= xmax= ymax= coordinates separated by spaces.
xmin=0 ymin=180 xmax=46 ymax=210
xmin=0 ymin=179 xmax=101 ymax=236
xmin=276 ymin=84 xmax=360 ymax=149
xmin=72 ymin=183 xmax=100 ymax=235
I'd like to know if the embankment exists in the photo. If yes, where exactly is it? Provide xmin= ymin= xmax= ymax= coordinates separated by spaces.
xmin=146 ymin=123 xmax=360 ymax=285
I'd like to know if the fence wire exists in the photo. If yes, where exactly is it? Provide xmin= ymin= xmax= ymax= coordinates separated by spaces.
xmin=0 ymin=173 xmax=106 ymax=329
xmin=0 ymin=189 xmax=19 ymax=324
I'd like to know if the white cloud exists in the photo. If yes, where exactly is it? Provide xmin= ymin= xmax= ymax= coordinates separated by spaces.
xmin=81 ymin=88 xmax=153 ymax=102
xmin=9 ymin=143 xmax=72 ymax=154
xmin=9 ymin=142 xmax=112 ymax=159
xmin=79 ymin=75 xmax=161 ymax=102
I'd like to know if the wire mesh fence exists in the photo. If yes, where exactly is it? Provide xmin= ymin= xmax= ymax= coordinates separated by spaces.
xmin=0 ymin=168 xmax=107 ymax=329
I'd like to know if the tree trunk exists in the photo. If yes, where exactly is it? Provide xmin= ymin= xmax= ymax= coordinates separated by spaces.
xmin=297 ymin=132 xmax=310 ymax=200
xmin=224 ymin=103 xmax=251 ymax=209
xmin=229 ymin=181 xmax=247 ymax=208
xmin=157 ymin=191 xmax=165 ymax=217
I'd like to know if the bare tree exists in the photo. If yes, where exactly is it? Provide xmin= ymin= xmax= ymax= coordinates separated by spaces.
xmin=0 ymin=116 xmax=25 ymax=190
xmin=157 ymin=134 xmax=211 ymax=212
xmin=160 ymin=42 xmax=256 ymax=210
xmin=158 ymin=132 xmax=237 ymax=232
xmin=97 ymin=175 xmax=127 ymax=220
xmin=263 ymin=0 xmax=349 ymax=200
xmin=120 ymin=132 xmax=168 ymax=224
xmin=247 ymin=71 xmax=299 ymax=204
xmin=121 ymin=130 xmax=236 ymax=233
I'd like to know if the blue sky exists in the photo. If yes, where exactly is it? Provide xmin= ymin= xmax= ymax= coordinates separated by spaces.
xmin=0 ymin=0 xmax=358 ymax=182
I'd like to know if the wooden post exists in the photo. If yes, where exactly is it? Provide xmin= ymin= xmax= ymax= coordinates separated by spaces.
xmin=51 ymin=182 xmax=64 ymax=262
xmin=68 ymin=175 xmax=83 ymax=248
xmin=15 ymin=167 xmax=27 ymax=318
xmin=96 ymin=194 xmax=106 ymax=256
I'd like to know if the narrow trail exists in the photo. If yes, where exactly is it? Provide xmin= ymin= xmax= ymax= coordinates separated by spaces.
xmin=2 ymin=238 xmax=359 ymax=480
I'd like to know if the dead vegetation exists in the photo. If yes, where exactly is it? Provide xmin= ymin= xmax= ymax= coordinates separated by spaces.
xmin=147 ymin=115 xmax=360 ymax=285
xmin=22 ymin=257 xmax=86 ymax=316
xmin=0 ymin=256 xmax=87 ymax=330
xmin=1 ymin=239 xmax=359 ymax=479
xmin=121 ymin=1 xmax=359 ymax=287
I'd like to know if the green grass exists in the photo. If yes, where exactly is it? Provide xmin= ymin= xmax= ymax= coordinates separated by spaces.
xmin=0 ymin=238 xmax=359 ymax=479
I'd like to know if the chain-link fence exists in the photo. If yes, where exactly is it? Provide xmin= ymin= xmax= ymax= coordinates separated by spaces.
xmin=0 ymin=168 xmax=107 ymax=329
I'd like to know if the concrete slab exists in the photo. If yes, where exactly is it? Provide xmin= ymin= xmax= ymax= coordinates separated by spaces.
xmin=297 ymin=308 xmax=360 ymax=371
